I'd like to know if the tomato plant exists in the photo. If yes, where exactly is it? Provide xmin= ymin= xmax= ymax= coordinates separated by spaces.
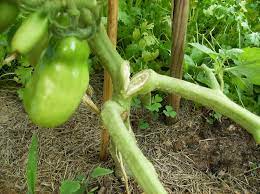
xmin=0 ymin=1 xmax=259 ymax=194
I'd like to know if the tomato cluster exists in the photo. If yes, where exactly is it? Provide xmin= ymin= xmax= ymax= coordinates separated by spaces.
xmin=1 ymin=0 xmax=90 ymax=127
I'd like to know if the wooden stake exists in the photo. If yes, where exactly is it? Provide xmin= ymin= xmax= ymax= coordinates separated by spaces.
xmin=168 ymin=0 xmax=189 ymax=113
xmin=100 ymin=0 xmax=118 ymax=161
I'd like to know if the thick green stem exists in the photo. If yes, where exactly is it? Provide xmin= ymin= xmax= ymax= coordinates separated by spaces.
xmin=126 ymin=69 xmax=260 ymax=143
xmin=101 ymin=101 xmax=167 ymax=194
xmin=88 ymin=25 xmax=129 ymax=95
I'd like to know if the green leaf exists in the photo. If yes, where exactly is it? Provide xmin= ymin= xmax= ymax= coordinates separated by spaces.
xmin=15 ymin=66 xmax=33 ymax=85
xmin=189 ymin=43 xmax=218 ymax=59
xmin=219 ymin=48 xmax=243 ymax=61
xmin=146 ymin=103 xmax=162 ymax=112
xmin=246 ymin=32 xmax=260 ymax=47
xmin=138 ymin=119 xmax=149 ymax=129
xmin=146 ymin=94 xmax=163 ymax=112
xmin=142 ymin=49 xmax=159 ymax=62
xmin=90 ymin=167 xmax=113 ymax=179
xmin=190 ymin=47 xmax=207 ymax=65
xmin=118 ymin=10 xmax=132 ymax=25
xmin=60 ymin=180 xmax=81 ymax=194
xmin=153 ymin=94 xmax=163 ymax=103
xmin=26 ymin=134 xmax=38 ymax=194
xmin=132 ymin=28 xmax=141 ymax=41
xmin=239 ymin=47 xmax=260 ymax=63
xmin=189 ymin=43 xmax=216 ymax=55
xmin=163 ymin=106 xmax=177 ymax=118
xmin=213 ymin=112 xmax=222 ymax=121
xmin=184 ymin=54 xmax=196 ymax=72
xmin=143 ymin=34 xmax=157 ymax=47
xmin=229 ymin=47 xmax=260 ymax=85
xmin=131 ymin=97 xmax=141 ymax=108
xmin=125 ymin=43 xmax=141 ymax=58
xmin=230 ymin=75 xmax=253 ymax=94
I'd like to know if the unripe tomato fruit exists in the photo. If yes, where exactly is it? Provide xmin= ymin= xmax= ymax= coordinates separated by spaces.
xmin=21 ymin=37 xmax=90 ymax=128
xmin=11 ymin=11 xmax=48 ymax=55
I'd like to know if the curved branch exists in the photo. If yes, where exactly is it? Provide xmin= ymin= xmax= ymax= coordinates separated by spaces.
xmin=126 ymin=69 xmax=260 ymax=143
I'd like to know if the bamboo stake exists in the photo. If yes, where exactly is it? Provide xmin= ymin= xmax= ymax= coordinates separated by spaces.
xmin=100 ymin=0 xmax=118 ymax=161
xmin=168 ymin=0 xmax=189 ymax=113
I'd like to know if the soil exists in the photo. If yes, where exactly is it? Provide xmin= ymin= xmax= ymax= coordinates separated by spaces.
xmin=0 ymin=74 xmax=259 ymax=194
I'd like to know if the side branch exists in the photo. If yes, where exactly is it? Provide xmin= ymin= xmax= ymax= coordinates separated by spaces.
xmin=201 ymin=64 xmax=220 ymax=90
xmin=101 ymin=101 xmax=167 ymax=194
xmin=126 ymin=69 xmax=260 ymax=143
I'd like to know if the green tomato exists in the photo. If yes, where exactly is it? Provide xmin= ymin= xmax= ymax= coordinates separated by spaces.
xmin=0 ymin=0 xmax=19 ymax=32
xmin=22 ymin=37 xmax=90 ymax=128
xmin=11 ymin=11 xmax=48 ymax=54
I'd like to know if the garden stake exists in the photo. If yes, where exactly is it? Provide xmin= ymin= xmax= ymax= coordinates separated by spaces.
xmin=169 ymin=0 xmax=190 ymax=114
xmin=100 ymin=0 xmax=119 ymax=161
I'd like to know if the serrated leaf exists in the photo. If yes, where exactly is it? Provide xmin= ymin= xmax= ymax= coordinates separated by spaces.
xmin=26 ymin=134 xmax=38 ymax=194
xmin=146 ymin=103 xmax=162 ymax=112
xmin=90 ymin=167 xmax=113 ymax=179
xmin=60 ymin=180 xmax=81 ymax=194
